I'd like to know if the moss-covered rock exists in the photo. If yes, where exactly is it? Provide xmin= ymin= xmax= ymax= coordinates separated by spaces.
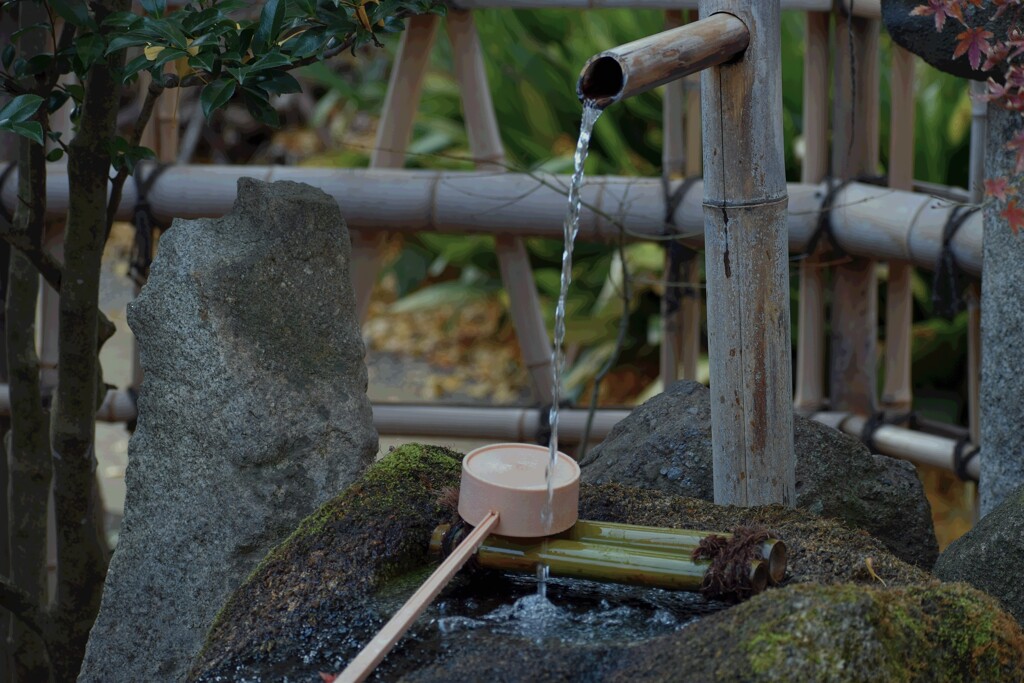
xmin=190 ymin=445 xmax=1024 ymax=682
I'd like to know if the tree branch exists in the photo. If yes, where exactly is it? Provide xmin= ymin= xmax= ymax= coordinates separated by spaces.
xmin=0 ymin=576 xmax=46 ymax=641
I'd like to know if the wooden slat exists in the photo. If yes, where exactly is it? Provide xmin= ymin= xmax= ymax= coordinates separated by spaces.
xmin=881 ymin=46 xmax=916 ymax=415
xmin=829 ymin=11 xmax=880 ymax=416
xmin=352 ymin=13 xmax=440 ymax=322
xmin=793 ymin=10 xmax=829 ymax=414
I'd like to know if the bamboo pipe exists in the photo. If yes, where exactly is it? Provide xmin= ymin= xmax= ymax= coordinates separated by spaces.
xmin=557 ymin=519 xmax=787 ymax=584
xmin=0 ymin=167 xmax=985 ymax=275
xmin=576 ymin=13 xmax=749 ymax=108
xmin=429 ymin=525 xmax=768 ymax=594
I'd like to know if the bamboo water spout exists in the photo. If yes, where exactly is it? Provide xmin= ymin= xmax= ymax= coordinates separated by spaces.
xmin=576 ymin=12 xmax=749 ymax=107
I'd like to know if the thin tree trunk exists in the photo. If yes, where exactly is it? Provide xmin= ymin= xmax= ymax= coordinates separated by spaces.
xmin=48 ymin=0 xmax=127 ymax=677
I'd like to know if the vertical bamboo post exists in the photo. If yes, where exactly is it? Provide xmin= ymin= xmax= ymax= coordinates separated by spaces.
xmin=699 ymin=0 xmax=795 ymax=506
xmin=446 ymin=9 xmax=555 ymax=403
xmin=351 ymin=13 xmax=440 ymax=322
xmin=967 ymin=80 xmax=986 ymax=446
xmin=680 ymin=7 xmax=703 ymax=381
xmin=881 ymin=46 xmax=916 ymax=415
xmin=829 ymin=9 xmax=880 ymax=415
xmin=793 ymin=10 xmax=829 ymax=414
xmin=660 ymin=9 xmax=686 ymax=387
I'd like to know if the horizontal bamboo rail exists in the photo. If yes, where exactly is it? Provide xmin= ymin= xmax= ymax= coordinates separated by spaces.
xmin=449 ymin=0 xmax=880 ymax=17
xmin=0 ymin=165 xmax=982 ymax=276
xmin=577 ymin=12 xmax=749 ymax=107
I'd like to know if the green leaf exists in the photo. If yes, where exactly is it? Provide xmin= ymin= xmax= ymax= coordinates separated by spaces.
xmin=106 ymin=35 xmax=153 ymax=55
xmin=11 ymin=22 xmax=49 ymax=41
xmin=282 ymin=26 xmax=327 ymax=59
xmin=200 ymin=78 xmax=236 ymax=117
xmin=46 ymin=148 xmax=64 ymax=162
xmin=75 ymin=33 xmax=106 ymax=70
xmin=4 ymin=121 xmax=45 ymax=145
xmin=103 ymin=12 xmax=142 ymax=28
xmin=389 ymin=281 xmax=497 ymax=314
xmin=50 ymin=0 xmax=96 ymax=30
xmin=140 ymin=0 xmax=166 ymax=18
xmin=188 ymin=51 xmax=216 ymax=73
xmin=0 ymin=94 xmax=44 ymax=124
xmin=47 ymin=90 xmax=71 ymax=114
xmin=241 ymin=87 xmax=279 ymax=127
xmin=253 ymin=70 xmax=301 ymax=95
xmin=248 ymin=51 xmax=291 ymax=72
xmin=143 ymin=17 xmax=188 ymax=48
xmin=252 ymin=0 xmax=284 ymax=53
xmin=1 ymin=44 xmax=13 ymax=69
xmin=121 ymin=53 xmax=152 ymax=82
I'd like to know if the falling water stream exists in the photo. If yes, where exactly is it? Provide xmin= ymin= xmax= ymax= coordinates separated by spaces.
xmin=541 ymin=100 xmax=603 ymax=534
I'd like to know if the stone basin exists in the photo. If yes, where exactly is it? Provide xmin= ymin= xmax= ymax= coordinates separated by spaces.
xmin=190 ymin=445 xmax=1024 ymax=682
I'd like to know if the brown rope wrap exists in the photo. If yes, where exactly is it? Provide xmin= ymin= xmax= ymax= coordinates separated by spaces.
xmin=692 ymin=526 xmax=774 ymax=602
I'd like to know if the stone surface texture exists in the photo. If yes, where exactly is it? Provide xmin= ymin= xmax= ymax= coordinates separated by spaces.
xmin=936 ymin=482 xmax=1024 ymax=626
xmin=190 ymin=445 xmax=1023 ymax=683
xmin=882 ymin=0 xmax=1003 ymax=80
xmin=981 ymin=105 xmax=1024 ymax=515
xmin=578 ymin=380 xmax=938 ymax=568
xmin=78 ymin=179 xmax=377 ymax=682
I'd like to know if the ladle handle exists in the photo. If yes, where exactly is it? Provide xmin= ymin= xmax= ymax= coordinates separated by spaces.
xmin=337 ymin=510 xmax=500 ymax=683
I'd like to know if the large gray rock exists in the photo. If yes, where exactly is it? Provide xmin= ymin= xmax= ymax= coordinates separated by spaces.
xmin=883 ymin=0 xmax=1005 ymax=81
xmin=981 ymin=105 xmax=1024 ymax=514
xmin=579 ymin=381 xmax=937 ymax=568
xmin=936 ymin=482 xmax=1024 ymax=626
xmin=79 ymin=178 xmax=377 ymax=682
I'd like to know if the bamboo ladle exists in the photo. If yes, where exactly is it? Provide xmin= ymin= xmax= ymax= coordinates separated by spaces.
xmin=337 ymin=443 xmax=580 ymax=683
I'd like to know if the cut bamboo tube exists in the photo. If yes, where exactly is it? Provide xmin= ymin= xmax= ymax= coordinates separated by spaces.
xmin=881 ymin=46 xmax=916 ymax=415
xmin=830 ymin=11 xmax=880 ymax=415
xmin=2 ymin=167 xmax=984 ymax=275
xmin=352 ymin=12 xmax=440 ymax=322
xmin=429 ymin=525 xmax=769 ymax=594
xmin=793 ymin=10 xmax=829 ymax=415
xmin=577 ymin=13 xmax=749 ymax=108
xmin=700 ymin=0 xmax=794 ymax=507
xmin=449 ymin=0 xmax=880 ymax=16
xmin=447 ymin=8 xmax=555 ymax=404
xmin=557 ymin=519 xmax=787 ymax=584
xmin=681 ymin=13 xmax=703 ymax=381
xmin=340 ymin=511 xmax=500 ymax=683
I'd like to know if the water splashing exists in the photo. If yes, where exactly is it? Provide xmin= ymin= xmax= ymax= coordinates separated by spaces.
xmin=541 ymin=100 xmax=603 ymax=533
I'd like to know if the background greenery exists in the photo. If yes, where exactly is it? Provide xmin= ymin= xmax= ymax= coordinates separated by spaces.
xmin=291 ymin=9 xmax=972 ymax=420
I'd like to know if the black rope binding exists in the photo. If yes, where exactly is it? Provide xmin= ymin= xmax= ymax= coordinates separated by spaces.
xmin=953 ymin=436 xmax=980 ymax=482
xmin=860 ymin=410 xmax=920 ymax=454
xmin=932 ymin=204 xmax=979 ymax=319
xmin=662 ymin=176 xmax=700 ymax=317
xmin=803 ymin=177 xmax=856 ymax=261
xmin=0 ymin=163 xmax=16 ymax=225
xmin=535 ymin=401 xmax=572 ymax=447
xmin=129 ymin=164 xmax=172 ymax=288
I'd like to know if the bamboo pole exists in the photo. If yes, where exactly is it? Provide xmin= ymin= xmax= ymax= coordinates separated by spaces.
xmin=793 ymin=10 xmax=830 ymax=414
xmin=0 ymin=166 xmax=985 ymax=275
xmin=447 ymin=9 xmax=555 ymax=404
xmin=352 ymin=13 xmax=440 ymax=322
xmin=967 ymin=81 xmax=987 ymax=447
xmin=829 ymin=10 xmax=881 ymax=415
xmin=577 ymin=13 xmax=749 ymax=108
xmin=449 ymin=0 xmax=880 ymax=16
xmin=429 ymin=525 xmax=769 ymax=594
xmin=700 ymin=0 xmax=795 ymax=507
xmin=681 ymin=17 xmax=702 ymax=381
xmin=660 ymin=9 xmax=686 ymax=387
xmin=815 ymin=412 xmax=980 ymax=481
xmin=881 ymin=46 xmax=916 ymax=415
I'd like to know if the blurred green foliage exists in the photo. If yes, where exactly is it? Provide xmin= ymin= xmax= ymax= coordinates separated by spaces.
xmin=302 ymin=9 xmax=973 ymax=415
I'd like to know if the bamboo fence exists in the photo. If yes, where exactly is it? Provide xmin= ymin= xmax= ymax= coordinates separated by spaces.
xmin=1 ymin=3 xmax=986 ymax=484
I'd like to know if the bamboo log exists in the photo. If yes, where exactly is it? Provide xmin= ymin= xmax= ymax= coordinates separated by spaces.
xmin=830 ymin=11 xmax=881 ymax=415
xmin=0 ymin=166 xmax=984 ymax=275
xmin=352 ymin=13 xmax=440 ymax=322
xmin=577 ymin=13 xmax=749 ymax=108
xmin=450 ymin=0 xmax=880 ymax=16
xmin=793 ymin=10 xmax=830 ymax=414
xmin=967 ymin=81 xmax=986 ymax=448
xmin=448 ymin=9 xmax=555 ymax=404
xmin=881 ymin=46 xmax=916 ymax=414
xmin=429 ymin=525 xmax=769 ymax=594
xmin=558 ymin=519 xmax=787 ymax=584
xmin=681 ymin=15 xmax=703 ymax=381
xmin=700 ymin=0 xmax=795 ymax=507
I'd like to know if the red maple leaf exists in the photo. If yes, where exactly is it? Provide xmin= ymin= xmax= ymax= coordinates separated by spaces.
xmin=911 ymin=0 xmax=964 ymax=32
xmin=954 ymin=27 xmax=994 ymax=70
xmin=1007 ymin=129 xmax=1024 ymax=172
xmin=986 ymin=177 xmax=1010 ymax=201
xmin=1001 ymin=200 xmax=1024 ymax=234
